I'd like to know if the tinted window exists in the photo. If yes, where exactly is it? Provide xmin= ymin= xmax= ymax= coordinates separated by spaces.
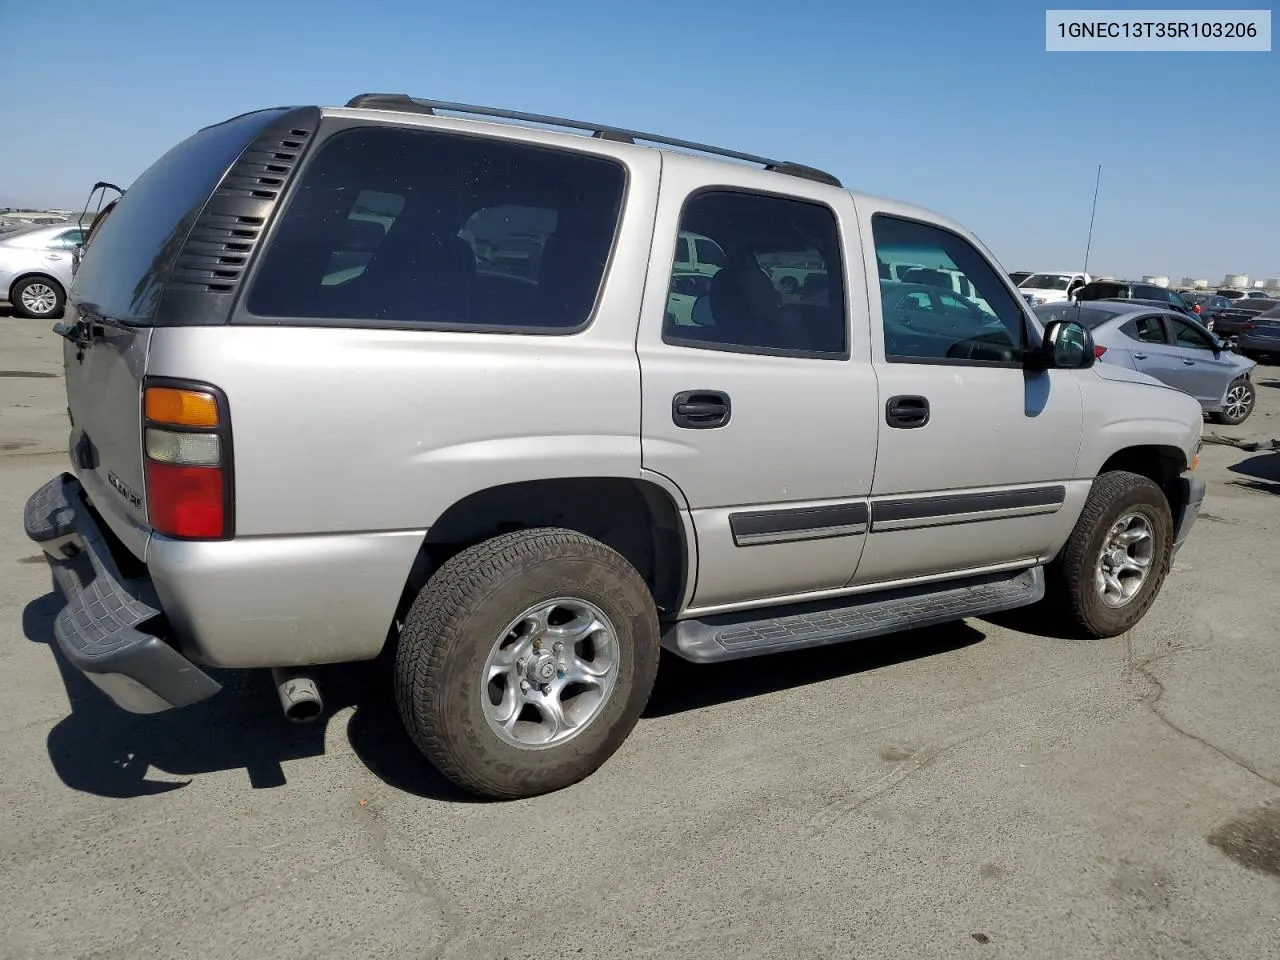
xmin=248 ymin=126 xmax=625 ymax=330
xmin=674 ymin=236 xmax=690 ymax=264
xmin=662 ymin=190 xmax=846 ymax=356
xmin=1076 ymin=281 xmax=1126 ymax=301
xmin=873 ymin=215 xmax=1023 ymax=364
xmin=73 ymin=109 xmax=281 ymax=323
xmin=1171 ymin=318 xmax=1214 ymax=350
xmin=1124 ymin=316 xmax=1167 ymax=343
xmin=48 ymin=229 xmax=85 ymax=250
xmin=695 ymin=239 xmax=725 ymax=268
xmin=1033 ymin=303 xmax=1120 ymax=330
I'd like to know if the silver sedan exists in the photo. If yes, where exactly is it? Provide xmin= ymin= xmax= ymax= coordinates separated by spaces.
xmin=1034 ymin=300 xmax=1258 ymax=425
xmin=0 ymin=223 xmax=84 ymax=319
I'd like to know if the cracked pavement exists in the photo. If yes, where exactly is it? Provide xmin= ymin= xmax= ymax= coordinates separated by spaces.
xmin=2 ymin=314 xmax=1279 ymax=959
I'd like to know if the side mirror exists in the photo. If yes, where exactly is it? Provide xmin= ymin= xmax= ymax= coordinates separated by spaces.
xmin=1026 ymin=319 xmax=1096 ymax=370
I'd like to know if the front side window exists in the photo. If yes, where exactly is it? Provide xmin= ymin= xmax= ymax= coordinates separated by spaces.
xmin=662 ymin=190 xmax=847 ymax=357
xmin=247 ymin=126 xmax=626 ymax=330
xmin=1171 ymin=317 xmax=1214 ymax=350
xmin=872 ymin=215 xmax=1024 ymax=364
xmin=674 ymin=236 xmax=691 ymax=265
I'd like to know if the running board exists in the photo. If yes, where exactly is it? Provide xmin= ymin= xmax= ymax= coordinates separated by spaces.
xmin=664 ymin=567 xmax=1044 ymax=663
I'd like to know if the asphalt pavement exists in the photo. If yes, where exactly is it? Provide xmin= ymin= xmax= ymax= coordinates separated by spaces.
xmin=2 ymin=311 xmax=1278 ymax=959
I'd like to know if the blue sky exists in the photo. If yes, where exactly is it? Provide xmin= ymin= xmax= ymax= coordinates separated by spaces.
xmin=1 ymin=0 xmax=1276 ymax=282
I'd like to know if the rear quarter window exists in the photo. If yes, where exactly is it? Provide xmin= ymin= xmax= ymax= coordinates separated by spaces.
xmin=245 ymin=125 xmax=627 ymax=331
xmin=72 ymin=110 xmax=286 ymax=324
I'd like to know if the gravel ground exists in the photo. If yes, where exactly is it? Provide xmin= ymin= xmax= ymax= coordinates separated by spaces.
xmin=2 ymin=312 xmax=1278 ymax=959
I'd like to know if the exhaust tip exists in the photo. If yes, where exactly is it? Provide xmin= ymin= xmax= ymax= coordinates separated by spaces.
xmin=272 ymin=668 xmax=323 ymax=724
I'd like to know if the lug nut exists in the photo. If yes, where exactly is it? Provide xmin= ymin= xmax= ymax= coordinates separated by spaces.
xmin=520 ymin=680 xmax=531 ymax=693
xmin=553 ymin=641 xmax=563 ymax=654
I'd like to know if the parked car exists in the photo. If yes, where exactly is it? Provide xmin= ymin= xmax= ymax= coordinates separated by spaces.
xmin=1245 ymin=291 xmax=1272 ymax=299
xmin=1017 ymin=270 xmax=1090 ymax=305
xmin=0 ymin=223 xmax=85 ymax=318
xmin=1234 ymin=304 xmax=1280 ymax=360
xmin=25 ymin=93 xmax=1206 ymax=800
xmin=1182 ymin=292 xmax=1235 ymax=329
xmin=1074 ymin=279 xmax=1194 ymax=316
xmin=1214 ymin=297 xmax=1280 ymax=341
xmin=1217 ymin=289 xmax=1246 ymax=300
xmin=1034 ymin=300 xmax=1256 ymax=424
xmin=1007 ymin=270 xmax=1033 ymax=286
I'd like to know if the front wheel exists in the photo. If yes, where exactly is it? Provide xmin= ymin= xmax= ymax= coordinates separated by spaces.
xmin=1210 ymin=377 xmax=1255 ymax=425
xmin=394 ymin=528 xmax=660 ymax=799
xmin=1047 ymin=471 xmax=1173 ymax=638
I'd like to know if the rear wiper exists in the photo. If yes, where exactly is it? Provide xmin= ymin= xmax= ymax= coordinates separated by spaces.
xmin=53 ymin=317 xmax=92 ymax=345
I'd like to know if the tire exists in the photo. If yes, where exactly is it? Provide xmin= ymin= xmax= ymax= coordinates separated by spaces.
xmin=1209 ymin=377 xmax=1255 ymax=425
xmin=11 ymin=276 xmax=65 ymax=319
xmin=394 ymin=527 xmax=660 ymax=799
xmin=1047 ymin=471 xmax=1173 ymax=638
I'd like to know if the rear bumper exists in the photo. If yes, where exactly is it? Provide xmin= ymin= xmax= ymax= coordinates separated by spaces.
xmin=24 ymin=473 xmax=221 ymax=714
xmin=1236 ymin=331 xmax=1280 ymax=352
xmin=1171 ymin=470 xmax=1205 ymax=562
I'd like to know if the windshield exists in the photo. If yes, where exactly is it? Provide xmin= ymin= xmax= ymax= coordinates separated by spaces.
xmin=1020 ymin=273 xmax=1071 ymax=290
xmin=1032 ymin=302 xmax=1118 ymax=329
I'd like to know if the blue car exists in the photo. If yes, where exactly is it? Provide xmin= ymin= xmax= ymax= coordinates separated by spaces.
xmin=1034 ymin=300 xmax=1257 ymax=425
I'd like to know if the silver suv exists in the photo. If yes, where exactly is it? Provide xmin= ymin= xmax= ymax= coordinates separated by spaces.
xmin=25 ymin=95 xmax=1206 ymax=799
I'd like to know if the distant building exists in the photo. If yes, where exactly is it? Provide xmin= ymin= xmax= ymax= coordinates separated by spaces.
xmin=1181 ymin=277 xmax=1210 ymax=289
xmin=1265 ymin=279 xmax=1280 ymax=290
xmin=1142 ymin=276 xmax=1169 ymax=288
xmin=1222 ymin=274 xmax=1250 ymax=289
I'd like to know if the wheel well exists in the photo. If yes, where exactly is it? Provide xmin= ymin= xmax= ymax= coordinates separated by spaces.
xmin=9 ymin=272 xmax=65 ymax=301
xmin=1099 ymin=445 xmax=1188 ymax=515
xmin=395 ymin=478 xmax=688 ymax=625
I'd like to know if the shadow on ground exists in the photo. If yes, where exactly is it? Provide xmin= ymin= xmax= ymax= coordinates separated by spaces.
xmin=26 ymin=591 xmax=993 ymax=802
xmin=1227 ymin=451 xmax=1280 ymax=496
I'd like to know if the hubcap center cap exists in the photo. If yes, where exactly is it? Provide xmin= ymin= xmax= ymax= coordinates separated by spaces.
xmin=525 ymin=653 xmax=558 ymax=684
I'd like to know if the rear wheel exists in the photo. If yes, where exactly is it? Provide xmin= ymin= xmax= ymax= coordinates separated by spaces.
xmin=11 ymin=276 xmax=65 ymax=319
xmin=394 ymin=528 xmax=660 ymax=799
xmin=1210 ymin=377 xmax=1255 ymax=425
xmin=1047 ymin=471 xmax=1173 ymax=638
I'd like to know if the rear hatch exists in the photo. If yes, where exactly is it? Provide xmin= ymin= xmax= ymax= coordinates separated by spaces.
xmin=61 ymin=107 xmax=317 ymax=559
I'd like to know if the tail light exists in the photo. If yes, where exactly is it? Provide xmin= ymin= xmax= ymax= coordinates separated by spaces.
xmin=1193 ymin=304 xmax=1202 ymax=314
xmin=142 ymin=380 xmax=233 ymax=539
xmin=1094 ymin=345 xmax=1108 ymax=358
xmin=1242 ymin=322 xmax=1257 ymax=331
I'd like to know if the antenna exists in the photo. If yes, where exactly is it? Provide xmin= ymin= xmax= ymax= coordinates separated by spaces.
xmin=1082 ymin=164 xmax=1102 ymax=276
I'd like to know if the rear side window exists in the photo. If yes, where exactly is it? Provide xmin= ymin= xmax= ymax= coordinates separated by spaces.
xmin=246 ymin=126 xmax=626 ymax=331
xmin=72 ymin=110 xmax=282 ymax=323
xmin=661 ymin=189 xmax=847 ymax=357
xmin=1079 ymin=282 xmax=1126 ymax=300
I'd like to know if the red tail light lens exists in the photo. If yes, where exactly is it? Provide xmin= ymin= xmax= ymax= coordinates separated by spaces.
xmin=1094 ymin=345 xmax=1108 ymax=358
xmin=145 ymin=462 xmax=225 ymax=538
xmin=142 ymin=379 xmax=233 ymax=540
xmin=1193 ymin=304 xmax=1202 ymax=313
xmin=1242 ymin=322 xmax=1256 ymax=331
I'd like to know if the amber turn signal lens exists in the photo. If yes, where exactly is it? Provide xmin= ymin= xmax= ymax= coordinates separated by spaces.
xmin=144 ymin=387 xmax=219 ymax=428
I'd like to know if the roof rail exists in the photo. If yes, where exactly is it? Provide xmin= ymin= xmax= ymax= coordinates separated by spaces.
xmin=343 ymin=93 xmax=842 ymax=188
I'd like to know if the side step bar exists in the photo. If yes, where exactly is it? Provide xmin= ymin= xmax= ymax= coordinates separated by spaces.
xmin=664 ymin=567 xmax=1044 ymax=663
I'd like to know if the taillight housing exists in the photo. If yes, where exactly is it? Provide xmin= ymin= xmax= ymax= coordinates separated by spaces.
xmin=142 ymin=378 xmax=233 ymax=540
xmin=1094 ymin=345 xmax=1108 ymax=358
xmin=1192 ymin=304 xmax=1202 ymax=314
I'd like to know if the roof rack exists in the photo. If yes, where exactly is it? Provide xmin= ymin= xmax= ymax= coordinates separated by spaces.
xmin=343 ymin=93 xmax=842 ymax=188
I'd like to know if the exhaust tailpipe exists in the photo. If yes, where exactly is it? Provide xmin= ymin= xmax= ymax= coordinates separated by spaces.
xmin=272 ymin=667 xmax=323 ymax=723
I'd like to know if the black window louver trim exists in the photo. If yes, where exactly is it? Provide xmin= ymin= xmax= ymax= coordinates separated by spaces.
xmin=166 ymin=115 xmax=318 ymax=295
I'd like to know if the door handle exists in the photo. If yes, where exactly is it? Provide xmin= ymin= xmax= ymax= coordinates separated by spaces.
xmin=1133 ymin=353 xmax=1148 ymax=360
xmin=1182 ymin=359 xmax=1196 ymax=365
xmin=885 ymin=394 xmax=930 ymax=429
xmin=672 ymin=390 xmax=731 ymax=429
